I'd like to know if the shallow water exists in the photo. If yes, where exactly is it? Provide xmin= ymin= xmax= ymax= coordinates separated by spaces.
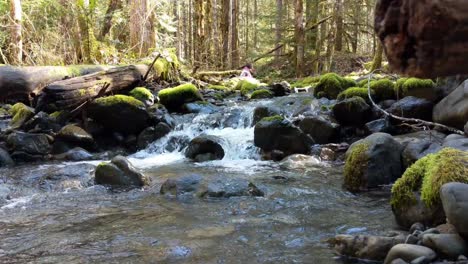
xmin=0 ymin=95 xmax=395 ymax=263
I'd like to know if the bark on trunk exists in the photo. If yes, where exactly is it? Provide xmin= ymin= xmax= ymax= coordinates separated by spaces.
xmin=295 ymin=0 xmax=305 ymax=77
xmin=37 ymin=65 xmax=148 ymax=110
xmin=375 ymin=0 xmax=468 ymax=78
xmin=9 ymin=0 xmax=22 ymax=65
xmin=0 ymin=65 xmax=114 ymax=101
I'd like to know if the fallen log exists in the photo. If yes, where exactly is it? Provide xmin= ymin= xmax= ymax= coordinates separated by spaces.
xmin=194 ymin=70 xmax=241 ymax=79
xmin=375 ymin=0 xmax=468 ymax=78
xmin=36 ymin=65 xmax=148 ymax=111
xmin=0 ymin=65 xmax=115 ymax=101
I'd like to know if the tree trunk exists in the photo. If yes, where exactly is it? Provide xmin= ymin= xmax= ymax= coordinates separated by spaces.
xmin=194 ymin=0 xmax=206 ymax=68
xmin=129 ymin=0 xmax=155 ymax=57
xmin=99 ymin=0 xmax=122 ymax=40
xmin=370 ymin=40 xmax=383 ymax=71
xmin=275 ymin=0 xmax=283 ymax=59
xmin=221 ymin=0 xmax=230 ymax=69
xmin=77 ymin=0 xmax=97 ymax=63
xmin=231 ymin=0 xmax=240 ymax=68
xmin=37 ymin=65 xmax=149 ymax=111
xmin=253 ymin=0 xmax=258 ymax=50
xmin=334 ymin=0 xmax=343 ymax=52
xmin=0 ymin=65 xmax=115 ymax=101
xmin=9 ymin=0 xmax=22 ymax=65
xmin=295 ymin=0 xmax=305 ymax=77
xmin=375 ymin=0 xmax=468 ymax=78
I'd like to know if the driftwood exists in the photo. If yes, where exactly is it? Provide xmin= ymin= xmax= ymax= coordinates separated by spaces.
xmin=0 ymin=65 xmax=114 ymax=101
xmin=375 ymin=0 xmax=468 ymax=78
xmin=36 ymin=65 xmax=148 ymax=111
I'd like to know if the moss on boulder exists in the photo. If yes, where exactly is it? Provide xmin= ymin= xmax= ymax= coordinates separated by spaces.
xmin=129 ymin=87 xmax=154 ymax=106
xmin=158 ymin=83 xmax=203 ymax=112
xmin=9 ymin=103 xmax=35 ymax=129
xmin=153 ymin=48 xmax=180 ymax=82
xmin=291 ymin=76 xmax=320 ymax=88
xmin=396 ymin=78 xmax=436 ymax=101
xmin=235 ymin=79 xmax=260 ymax=96
xmin=314 ymin=73 xmax=355 ymax=99
xmin=369 ymin=79 xmax=395 ymax=101
xmin=337 ymin=87 xmax=375 ymax=102
xmin=250 ymin=89 xmax=273 ymax=99
xmin=260 ymin=115 xmax=284 ymax=122
xmin=391 ymin=148 xmax=468 ymax=210
xmin=207 ymin=84 xmax=229 ymax=91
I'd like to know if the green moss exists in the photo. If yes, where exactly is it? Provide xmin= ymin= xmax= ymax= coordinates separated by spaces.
xmin=344 ymin=143 xmax=370 ymax=192
xmin=250 ymin=89 xmax=273 ymax=99
xmin=261 ymin=115 xmax=284 ymax=122
xmin=235 ymin=79 xmax=260 ymax=96
xmin=291 ymin=76 xmax=321 ymax=88
xmin=391 ymin=148 xmax=468 ymax=210
xmin=395 ymin=78 xmax=409 ymax=97
xmin=158 ymin=83 xmax=203 ymax=111
xmin=152 ymin=48 xmax=181 ymax=81
xmin=358 ymin=79 xmax=374 ymax=88
xmin=94 ymin=94 xmax=145 ymax=108
xmin=129 ymin=87 xmax=153 ymax=102
xmin=369 ymin=79 xmax=395 ymax=101
xmin=337 ymin=87 xmax=375 ymax=102
xmin=314 ymin=73 xmax=352 ymax=99
xmin=9 ymin=103 xmax=34 ymax=128
xmin=396 ymin=78 xmax=435 ymax=98
xmin=207 ymin=84 xmax=229 ymax=91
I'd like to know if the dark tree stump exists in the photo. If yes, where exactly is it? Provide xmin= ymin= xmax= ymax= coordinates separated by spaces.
xmin=375 ymin=0 xmax=468 ymax=78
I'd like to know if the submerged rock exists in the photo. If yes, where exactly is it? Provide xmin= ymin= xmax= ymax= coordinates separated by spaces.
xmin=185 ymin=135 xmax=225 ymax=162
xmin=54 ymin=147 xmax=93 ymax=161
xmin=183 ymin=101 xmax=219 ymax=114
xmin=0 ymin=147 xmax=14 ymax=167
xmin=343 ymin=133 xmax=403 ymax=192
xmin=441 ymin=183 xmax=468 ymax=240
xmin=279 ymin=154 xmax=321 ymax=170
xmin=95 ymin=155 xmax=149 ymax=188
xmin=22 ymin=111 xmax=61 ymax=133
xmin=383 ymin=244 xmax=436 ymax=264
xmin=160 ymin=174 xmax=203 ymax=196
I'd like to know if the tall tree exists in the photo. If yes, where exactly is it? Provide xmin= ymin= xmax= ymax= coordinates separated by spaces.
xmin=231 ymin=0 xmax=239 ymax=68
xmin=275 ymin=0 xmax=283 ymax=59
xmin=129 ymin=0 xmax=155 ymax=56
xmin=9 ymin=0 xmax=22 ymax=65
xmin=194 ymin=0 xmax=206 ymax=68
xmin=221 ymin=0 xmax=230 ymax=69
xmin=77 ymin=0 xmax=97 ymax=63
xmin=99 ymin=0 xmax=122 ymax=41
xmin=294 ymin=0 xmax=305 ymax=77
xmin=334 ymin=0 xmax=343 ymax=52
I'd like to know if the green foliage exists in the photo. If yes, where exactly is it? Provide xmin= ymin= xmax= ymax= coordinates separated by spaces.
xmin=337 ymin=87 xmax=375 ymax=102
xmin=250 ymin=89 xmax=273 ymax=99
xmin=344 ymin=143 xmax=370 ymax=192
xmin=314 ymin=73 xmax=354 ymax=99
xmin=261 ymin=115 xmax=284 ymax=122
xmin=158 ymin=83 xmax=203 ymax=110
xmin=93 ymin=94 xmax=145 ymax=108
xmin=153 ymin=48 xmax=181 ymax=82
xmin=207 ymin=84 xmax=229 ymax=91
xmin=129 ymin=87 xmax=153 ymax=102
xmin=369 ymin=79 xmax=395 ymax=101
xmin=391 ymin=148 xmax=468 ymax=210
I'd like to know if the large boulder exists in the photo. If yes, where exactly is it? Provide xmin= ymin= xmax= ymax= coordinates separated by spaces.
xmin=433 ymin=80 xmax=468 ymax=130
xmin=421 ymin=233 xmax=468 ymax=259
xmin=343 ymin=133 xmax=403 ymax=192
xmin=158 ymin=83 xmax=203 ymax=112
xmin=88 ymin=95 xmax=150 ymax=135
xmin=7 ymin=131 xmax=51 ymax=161
xmin=0 ymin=148 xmax=14 ymax=167
xmin=185 ymin=135 xmax=225 ymax=162
xmin=383 ymin=244 xmax=436 ymax=264
xmin=441 ymin=183 xmax=468 ymax=240
xmin=334 ymin=234 xmax=406 ymax=261
xmin=251 ymin=106 xmax=281 ymax=126
xmin=388 ymin=96 xmax=434 ymax=121
xmin=333 ymin=97 xmax=372 ymax=126
xmin=254 ymin=116 xmax=314 ymax=156
xmin=297 ymin=115 xmax=340 ymax=144
xmin=391 ymin=148 xmax=468 ymax=228
xmin=268 ymin=81 xmax=290 ymax=97
xmin=95 ymin=155 xmax=149 ymax=188
xmin=137 ymin=123 xmax=171 ymax=149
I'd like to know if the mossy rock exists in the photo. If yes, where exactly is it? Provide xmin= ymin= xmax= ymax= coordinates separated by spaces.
xmin=9 ymin=103 xmax=35 ymax=129
xmin=250 ymin=89 xmax=273 ymax=99
xmin=358 ymin=78 xmax=375 ymax=88
xmin=158 ymin=83 xmax=203 ymax=112
xmin=344 ymin=142 xmax=370 ymax=191
xmin=337 ymin=87 xmax=375 ymax=102
xmin=369 ymin=79 xmax=395 ymax=101
xmin=207 ymin=84 xmax=229 ymax=91
xmin=153 ymin=48 xmax=180 ymax=82
xmin=391 ymin=148 xmax=468 ymax=210
xmin=396 ymin=78 xmax=436 ymax=101
xmin=236 ymin=79 xmax=260 ymax=96
xmin=129 ymin=87 xmax=154 ymax=106
xmin=260 ymin=115 xmax=284 ymax=122
xmin=314 ymin=73 xmax=354 ymax=99
xmin=291 ymin=76 xmax=320 ymax=88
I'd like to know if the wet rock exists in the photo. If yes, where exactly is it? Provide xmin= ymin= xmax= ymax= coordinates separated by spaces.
xmin=57 ymin=124 xmax=94 ymax=147
xmin=279 ymin=154 xmax=321 ymax=170
xmin=343 ymin=133 xmax=403 ymax=192
xmin=388 ymin=97 xmax=434 ymax=121
xmin=95 ymin=155 xmax=149 ymax=188
xmin=7 ymin=131 xmax=51 ymax=160
xmin=254 ymin=116 xmax=314 ymax=156
xmin=0 ymin=147 xmax=14 ymax=167
xmin=397 ymin=131 xmax=447 ymax=168
xmin=333 ymin=97 xmax=372 ymax=127
xmin=129 ymin=87 xmax=155 ymax=106
xmin=334 ymin=234 xmax=406 ymax=261
xmin=199 ymin=178 xmax=264 ymax=198
xmin=393 ymin=192 xmax=446 ymax=230
xmin=9 ymin=102 xmax=35 ymax=129
xmin=183 ymin=102 xmax=219 ymax=114
xmin=165 ymin=135 xmax=190 ymax=152
xmin=384 ymin=244 xmax=436 ymax=264
xmin=147 ymin=104 xmax=176 ymax=128
xmin=421 ymin=234 xmax=468 ymax=259
xmin=441 ymin=183 xmax=468 ymax=240
xmin=137 ymin=123 xmax=171 ymax=149
xmin=160 ymin=174 xmax=203 ymax=196
xmin=252 ymin=106 xmax=281 ymax=126
xmin=443 ymin=134 xmax=468 ymax=151
xmin=22 ymin=111 xmax=61 ymax=133
xmin=268 ymin=81 xmax=291 ymax=97
xmin=268 ymin=95 xmax=314 ymax=117
xmin=391 ymin=259 xmax=408 ymax=264
xmin=88 ymin=95 xmax=151 ymax=135
xmin=298 ymin=115 xmax=340 ymax=144
xmin=158 ymin=83 xmax=204 ymax=112
xmin=433 ymin=80 xmax=468 ymax=130
xmin=365 ymin=118 xmax=395 ymax=134
xmin=410 ymin=223 xmax=425 ymax=234
xmin=465 ymin=122 xmax=468 ymax=136
xmin=54 ymin=147 xmax=93 ymax=161
xmin=185 ymin=135 xmax=225 ymax=162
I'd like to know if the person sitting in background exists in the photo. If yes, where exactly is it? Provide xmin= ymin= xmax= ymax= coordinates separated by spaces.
xmin=240 ymin=63 xmax=254 ymax=78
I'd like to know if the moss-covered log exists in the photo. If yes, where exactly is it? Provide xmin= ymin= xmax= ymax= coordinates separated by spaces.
xmin=0 ymin=65 xmax=115 ymax=101
xmin=375 ymin=0 xmax=468 ymax=78
xmin=37 ymin=65 xmax=148 ymax=111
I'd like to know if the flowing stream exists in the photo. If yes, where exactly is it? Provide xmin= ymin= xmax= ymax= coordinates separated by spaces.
xmin=0 ymin=95 xmax=394 ymax=263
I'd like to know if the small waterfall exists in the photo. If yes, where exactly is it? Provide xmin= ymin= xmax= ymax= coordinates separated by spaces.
xmin=130 ymin=101 xmax=271 ymax=168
